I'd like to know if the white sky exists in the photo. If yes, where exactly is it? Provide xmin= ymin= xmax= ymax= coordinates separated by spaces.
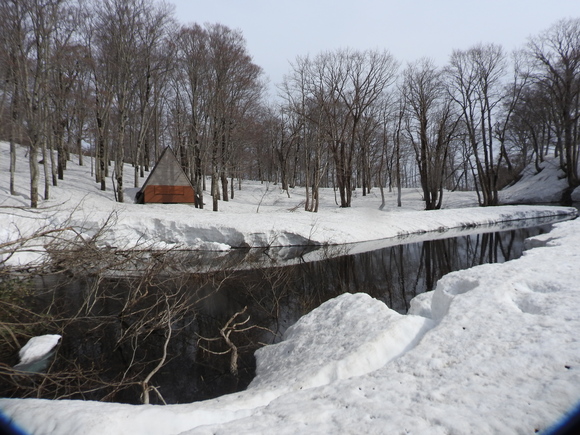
xmin=172 ymin=1 xmax=579 ymax=95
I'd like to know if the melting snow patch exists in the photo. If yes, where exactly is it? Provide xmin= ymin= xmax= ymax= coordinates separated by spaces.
xmin=250 ymin=293 xmax=434 ymax=392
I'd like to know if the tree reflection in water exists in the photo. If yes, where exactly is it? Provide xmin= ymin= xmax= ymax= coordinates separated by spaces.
xmin=291 ymin=225 xmax=550 ymax=315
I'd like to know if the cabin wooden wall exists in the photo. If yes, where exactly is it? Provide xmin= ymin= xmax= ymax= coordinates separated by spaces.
xmin=143 ymin=185 xmax=195 ymax=204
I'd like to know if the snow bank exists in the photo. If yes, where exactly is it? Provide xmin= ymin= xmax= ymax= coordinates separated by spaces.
xmin=250 ymin=293 xmax=434 ymax=392
xmin=572 ymin=187 xmax=580 ymax=202
xmin=500 ymin=156 xmax=580 ymax=203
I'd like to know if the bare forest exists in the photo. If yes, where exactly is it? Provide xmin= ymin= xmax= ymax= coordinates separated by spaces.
xmin=1 ymin=0 xmax=579 ymax=211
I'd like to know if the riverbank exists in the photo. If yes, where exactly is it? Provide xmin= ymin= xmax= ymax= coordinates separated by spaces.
xmin=1 ymin=142 xmax=577 ymax=266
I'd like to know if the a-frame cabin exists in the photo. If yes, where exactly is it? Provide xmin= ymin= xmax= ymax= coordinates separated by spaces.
xmin=136 ymin=147 xmax=195 ymax=204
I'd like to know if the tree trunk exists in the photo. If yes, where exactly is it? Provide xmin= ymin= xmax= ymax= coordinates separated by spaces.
xmin=29 ymin=145 xmax=39 ymax=208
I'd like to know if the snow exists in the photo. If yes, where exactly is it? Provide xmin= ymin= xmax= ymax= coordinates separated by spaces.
xmin=14 ymin=335 xmax=61 ymax=373
xmin=249 ymin=293 xmax=435 ymax=392
xmin=500 ymin=155 xmax=580 ymax=204
xmin=1 ymin=140 xmax=580 ymax=434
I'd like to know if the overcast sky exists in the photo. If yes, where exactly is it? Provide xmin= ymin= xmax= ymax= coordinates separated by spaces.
xmin=169 ymin=0 xmax=580 ymax=96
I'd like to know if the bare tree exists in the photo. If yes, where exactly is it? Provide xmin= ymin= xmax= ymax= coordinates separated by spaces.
xmin=175 ymin=23 xmax=210 ymax=209
xmin=0 ymin=0 xmax=25 ymax=196
xmin=68 ymin=42 xmax=92 ymax=167
xmin=402 ymin=58 xmax=459 ymax=210
xmin=96 ymin=0 xmax=139 ymax=202
xmin=282 ymin=49 xmax=397 ymax=208
xmin=280 ymin=56 xmax=327 ymax=212
xmin=492 ymin=50 xmax=531 ymax=185
xmin=376 ymin=98 xmax=393 ymax=209
xmin=85 ymin=0 xmax=113 ymax=191
xmin=204 ymin=23 xmax=264 ymax=211
xmin=510 ymin=81 xmax=556 ymax=173
xmin=130 ymin=1 xmax=175 ymax=190
xmin=88 ymin=0 xmax=170 ymax=203
xmin=527 ymin=18 xmax=580 ymax=198
xmin=47 ymin=1 xmax=83 ymax=184
xmin=197 ymin=306 xmax=256 ymax=377
xmin=6 ymin=0 xmax=68 ymax=207
xmin=316 ymin=49 xmax=398 ymax=207
xmin=447 ymin=43 xmax=507 ymax=206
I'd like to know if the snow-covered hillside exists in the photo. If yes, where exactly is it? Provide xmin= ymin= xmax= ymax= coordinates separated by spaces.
xmin=500 ymin=155 xmax=580 ymax=204
xmin=1 ymin=141 xmax=579 ymax=434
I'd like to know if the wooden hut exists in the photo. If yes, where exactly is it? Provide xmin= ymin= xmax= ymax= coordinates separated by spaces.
xmin=136 ymin=147 xmax=195 ymax=204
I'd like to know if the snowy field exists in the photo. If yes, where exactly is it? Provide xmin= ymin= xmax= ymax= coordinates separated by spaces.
xmin=1 ymin=141 xmax=580 ymax=434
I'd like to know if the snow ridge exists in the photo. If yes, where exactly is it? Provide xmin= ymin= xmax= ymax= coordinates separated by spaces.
xmin=250 ymin=293 xmax=435 ymax=393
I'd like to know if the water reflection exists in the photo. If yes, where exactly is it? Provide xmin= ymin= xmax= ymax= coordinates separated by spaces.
xmin=270 ymin=224 xmax=552 ymax=319
xmin=157 ymin=214 xmax=572 ymax=274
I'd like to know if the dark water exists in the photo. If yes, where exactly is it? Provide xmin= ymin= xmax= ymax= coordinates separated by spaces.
xmin=1 ymin=217 xmax=571 ymax=404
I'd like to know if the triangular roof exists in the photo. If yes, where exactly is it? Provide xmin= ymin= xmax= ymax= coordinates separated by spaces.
xmin=139 ymin=147 xmax=194 ymax=190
